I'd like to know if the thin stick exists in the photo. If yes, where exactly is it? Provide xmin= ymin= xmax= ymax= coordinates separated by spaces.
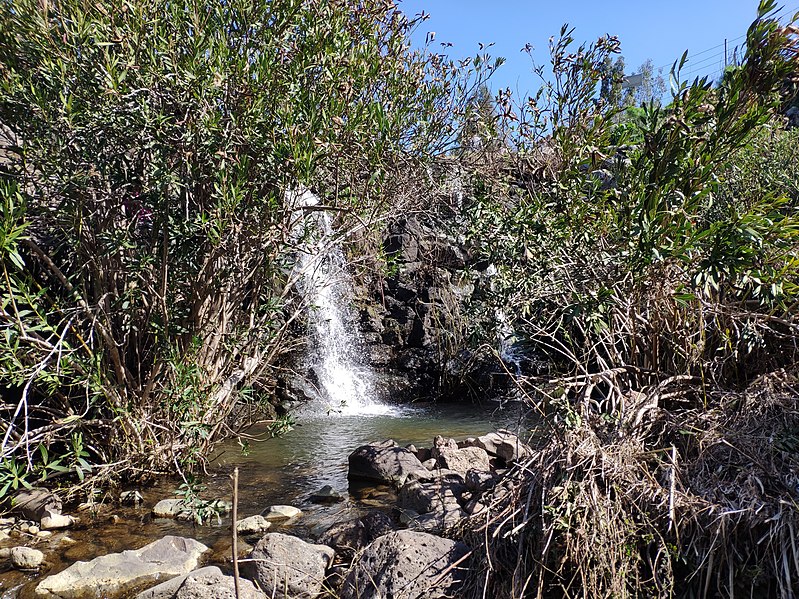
xmin=232 ymin=467 xmax=240 ymax=599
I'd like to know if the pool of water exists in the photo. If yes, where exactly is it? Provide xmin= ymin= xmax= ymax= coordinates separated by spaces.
xmin=2 ymin=400 xmax=532 ymax=597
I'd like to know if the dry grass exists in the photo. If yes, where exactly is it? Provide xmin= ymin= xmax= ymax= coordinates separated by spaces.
xmin=459 ymin=365 xmax=799 ymax=598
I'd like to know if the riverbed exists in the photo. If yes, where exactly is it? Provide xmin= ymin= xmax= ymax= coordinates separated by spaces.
xmin=2 ymin=400 xmax=531 ymax=598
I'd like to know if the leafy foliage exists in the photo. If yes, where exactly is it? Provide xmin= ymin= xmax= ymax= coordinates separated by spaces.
xmin=0 ymin=0 xmax=479 ymax=492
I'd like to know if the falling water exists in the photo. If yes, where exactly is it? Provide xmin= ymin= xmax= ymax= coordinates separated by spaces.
xmin=289 ymin=188 xmax=394 ymax=416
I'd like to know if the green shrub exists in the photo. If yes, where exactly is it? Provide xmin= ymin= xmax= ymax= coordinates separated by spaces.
xmin=0 ymin=0 xmax=478 ymax=491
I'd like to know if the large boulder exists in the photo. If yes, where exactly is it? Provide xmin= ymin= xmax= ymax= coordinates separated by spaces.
xmin=341 ymin=530 xmax=469 ymax=599
xmin=136 ymin=566 xmax=265 ymax=599
xmin=319 ymin=511 xmax=394 ymax=562
xmin=244 ymin=533 xmax=334 ymax=599
xmin=348 ymin=440 xmax=430 ymax=487
xmin=35 ymin=535 xmax=209 ymax=599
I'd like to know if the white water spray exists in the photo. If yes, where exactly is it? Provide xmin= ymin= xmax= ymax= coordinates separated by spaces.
xmin=289 ymin=188 xmax=393 ymax=416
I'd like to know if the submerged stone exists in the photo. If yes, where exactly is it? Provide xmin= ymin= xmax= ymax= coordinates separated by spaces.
xmin=262 ymin=505 xmax=302 ymax=521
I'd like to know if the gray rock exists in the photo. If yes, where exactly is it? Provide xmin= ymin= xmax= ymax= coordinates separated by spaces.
xmin=35 ymin=535 xmax=209 ymax=598
xmin=409 ymin=508 xmax=465 ymax=533
xmin=398 ymin=477 xmax=466 ymax=515
xmin=474 ymin=430 xmax=531 ymax=463
xmin=244 ymin=533 xmax=334 ymax=599
xmin=465 ymin=469 xmax=497 ymax=493
xmin=435 ymin=446 xmax=491 ymax=474
xmin=40 ymin=511 xmax=76 ymax=530
xmin=319 ymin=511 xmax=394 ymax=562
xmin=348 ymin=441 xmax=430 ymax=487
xmin=12 ymin=488 xmax=62 ymax=521
xmin=236 ymin=515 xmax=271 ymax=535
xmin=262 ymin=505 xmax=302 ymax=521
xmin=136 ymin=566 xmax=265 ymax=599
xmin=342 ymin=530 xmax=469 ymax=599
xmin=11 ymin=546 xmax=44 ymax=569
xmin=422 ymin=458 xmax=437 ymax=471
xmin=309 ymin=485 xmax=344 ymax=503
xmin=152 ymin=499 xmax=190 ymax=519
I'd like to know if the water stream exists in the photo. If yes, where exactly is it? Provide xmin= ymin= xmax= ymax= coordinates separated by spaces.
xmin=2 ymin=188 xmax=534 ymax=596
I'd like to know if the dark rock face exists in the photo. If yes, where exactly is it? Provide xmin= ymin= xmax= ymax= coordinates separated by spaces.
xmin=348 ymin=441 xmax=431 ymax=487
xmin=357 ymin=215 xmax=480 ymax=401
xmin=341 ymin=530 xmax=469 ymax=599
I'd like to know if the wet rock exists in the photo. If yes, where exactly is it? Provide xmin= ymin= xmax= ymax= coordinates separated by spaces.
xmin=474 ymin=430 xmax=532 ymax=463
xmin=35 ymin=535 xmax=209 ymax=598
xmin=244 ymin=533 xmax=334 ymax=599
xmin=262 ymin=505 xmax=302 ymax=521
xmin=309 ymin=485 xmax=344 ymax=503
xmin=136 ymin=566 xmax=265 ymax=599
xmin=11 ymin=546 xmax=44 ymax=570
xmin=152 ymin=499 xmax=230 ymax=522
xmin=319 ymin=511 xmax=394 ymax=562
xmin=348 ymin=441 xmax=430 ymax=487
xmin=236 ymin=515 xmax=270 ymax=535
xmin=435 ymin=446 xmax=491 ymax=474
xmin=40 ymin=511 xmax=75 ymax=530
xmin=12 ymin=488 xmax=62 ymax=521
xmin=342 ymin=530 xmax=469 ymax=599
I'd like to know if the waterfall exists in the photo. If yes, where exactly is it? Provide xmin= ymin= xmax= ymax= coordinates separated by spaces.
xmin=289 ymin=188 xmax=393 ymax=416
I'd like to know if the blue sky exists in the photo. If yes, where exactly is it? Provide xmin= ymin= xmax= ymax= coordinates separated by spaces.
xmin=398 ymin=1 xmax=796 ymax=97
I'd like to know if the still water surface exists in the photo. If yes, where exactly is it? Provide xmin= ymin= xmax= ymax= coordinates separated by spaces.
xmin=4 ymin=401 xmax=530 ymax=597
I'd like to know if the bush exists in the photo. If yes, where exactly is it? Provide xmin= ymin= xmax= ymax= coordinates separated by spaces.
xmin=0 ymin=0 xmax=478 ymax=491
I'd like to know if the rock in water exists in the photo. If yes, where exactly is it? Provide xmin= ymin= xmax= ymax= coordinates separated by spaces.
xmin=348 ymin=440 xmax=430 ymax=487
xmin=40 ymin=511 xmax=76 ymax=530
xmin=236 ymin=515 xmax=271 ymax=535
xmin=244 ymin=533 xmax=334 ymax=599
xmin=11 ymin=546 xmax=44 ymax=570
xmin=309 ymin=485 xmax=344 ymax=503
xmin=342 ymin=530 xmax=469 ymax=599
xmin=35 ymin=535 xmax=209 ymax=598
xmin=262 ymin=505 xmax=302 ymax=521
xmin=136 ymin=566 xmax=265 ymax=599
